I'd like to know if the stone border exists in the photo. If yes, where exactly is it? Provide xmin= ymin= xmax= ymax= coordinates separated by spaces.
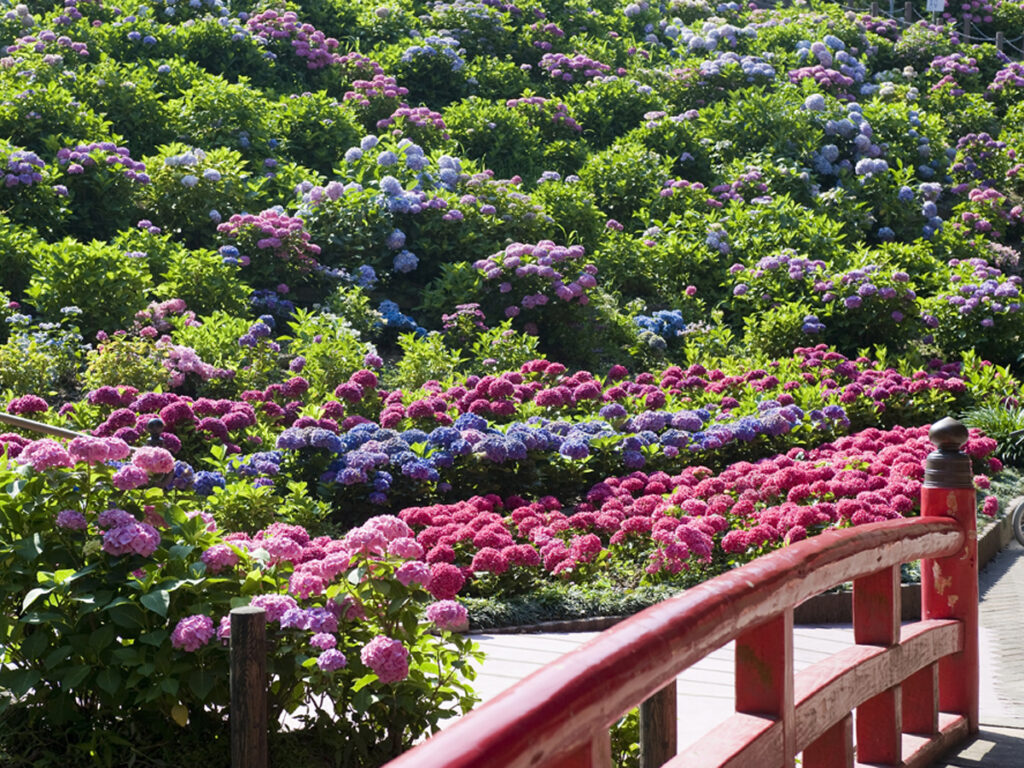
xmin=469 ymin=505 xmax=1020 ymax=636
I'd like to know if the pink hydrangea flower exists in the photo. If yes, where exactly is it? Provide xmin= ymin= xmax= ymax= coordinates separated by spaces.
xmin=56 ymin=509 xmax=88 ymax=530
xmin=427 ymin=562 xmax=465 ymax=599
xmin=311 ymin=632 xmax=337 ymax=650
xmin=102 ymin=519 xmax=160 ymax=557
xmin=425 ymin=600 xmax=468 ymax=632
xmin=395 ymin=561 xmax=430 ymax=586
xmin=131 ymin=446 xmax=175 ymax=474
xmin=201 ymin=544 xmax=240 ymax=573
xmin=171 ymin=614 xmax=215 ymax=652
xmin=17 ymin=439 xmax=73 ymax=471
xmin=361 ymin=635 xmax=409 ymax=683
xmin=250 ymin=594 xmax=298 ymax=623
xmin=317 ymin=648 xmax=347 ymax=671
xmin=112 ymin=464 xmax=150 ymax=490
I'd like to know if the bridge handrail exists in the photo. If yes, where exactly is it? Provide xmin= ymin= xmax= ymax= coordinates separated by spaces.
xmin=384 ymin=417 xmax=979 ymax=768
xmin=384 ymin=517 xmax=965 ymax=768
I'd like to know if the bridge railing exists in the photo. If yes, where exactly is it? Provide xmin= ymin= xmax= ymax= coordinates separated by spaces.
xmin=384 ymin=417 xmax=978 ymax=768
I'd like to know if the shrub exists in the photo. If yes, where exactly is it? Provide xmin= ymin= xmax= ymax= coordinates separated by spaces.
xmin=26 ymin=239 xmax=153 ymax=337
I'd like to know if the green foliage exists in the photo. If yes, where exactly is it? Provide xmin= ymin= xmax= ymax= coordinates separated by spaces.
xmin=138 ymin=143 xmax=254 ymax=248
xmin=577 ymin=141 xmax=671 ymax=226
xmin=564 ymin=75 xmax=662 ymax=148
xmin=285 ymin=309 xmax=370 ymax=396
xmin=274 ymin=92 xmax=363 ymax=175
xmin=445 ymin=97 xmax=543 ymax=181
xmin=82 ymin=334 xmax=170 ymax=393
xmin=0 ymin=310 xmax=86 ymax=397
xmin=155 ymin=248 xmax=250 ymax=317
xmin=389 ymin=332 xmax=464 ymax=390
xmin=0 ymin=455 xmax=479 ymax=767
xmin=68 ymin=59 xmax=175 ymax=155
xmin=743 ymin=301 xmax=818 ymax=360
xmin=26 ymin=239 xmax=153 ymax=337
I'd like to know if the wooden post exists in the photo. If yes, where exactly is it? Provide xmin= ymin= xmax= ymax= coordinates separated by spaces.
xmin=853 ymin=566 xmax=901 ymax=763
xmin=905 ymin=1 xmax=913 ymax=23
xmin=921 ymin=418 xmax=979 ymax=733
xmin=871 ymin=1 xmax=879 ymax=18
xmin=803 ymin=714 xmax=854 ymax=768
xmin=996 ymin=31 xmax=1005 ymax=51
xmin=639 ymin=681 xmax=677 ymax=768
xmin=231 ymin=606 xmax=268 ymax=768
xmin=963 ymin=15 xmax=971 ymax=39
xmin=735 ymin=610 xmax=795 ymax=766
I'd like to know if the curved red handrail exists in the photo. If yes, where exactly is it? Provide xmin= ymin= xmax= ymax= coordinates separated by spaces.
xmin=386 ymin=517 xmax=964 ymax=768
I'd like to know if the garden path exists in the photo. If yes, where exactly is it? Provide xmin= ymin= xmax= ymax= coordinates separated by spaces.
xmin=460 ymin=540 xmax=1024 ymax=763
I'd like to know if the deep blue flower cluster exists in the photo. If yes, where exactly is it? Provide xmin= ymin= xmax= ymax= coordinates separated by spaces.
xmin=262 ymin=401 xmax=850 ymax=504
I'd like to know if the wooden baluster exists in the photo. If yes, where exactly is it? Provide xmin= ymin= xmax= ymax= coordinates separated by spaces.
xmin=902 ymin=664 xmax=939 ymax=735
xmin=853 ymin=565 xmax=902 ymax=763
xmin=802 ymin=713 xmax=853 ymax=768
xmin=735 ymin=609 xmax=794 ymax=766
xmin=640 ymin=681 xmax=677 ymax=768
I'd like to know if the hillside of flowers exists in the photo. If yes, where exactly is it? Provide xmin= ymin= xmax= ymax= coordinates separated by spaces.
xmin=2 ymin=0 xmax=1024 ymax=763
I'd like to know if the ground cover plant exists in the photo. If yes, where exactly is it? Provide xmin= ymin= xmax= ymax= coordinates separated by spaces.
xmin=3 ymin=0 xmax=1024 ymax=763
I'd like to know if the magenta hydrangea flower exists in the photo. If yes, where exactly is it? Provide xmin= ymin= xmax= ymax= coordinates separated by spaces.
xmin=425 ymin=600 xmax=468 ymax=632
xmin=112 ymin=464 xmax=150 ymax=490
xmin=56 ymin=509 xmax=88 ymax=530
xmin=200 ymin=544 xmax=240 ymax=573
xmin=171 ymin=614 xmax=215 ymax=652
xmin=69 ymin=436 xmax=130 ymax=464
xmin=249 ymin=594 xmax=298 ymax=623
xmin=102 ymin=519 xmax=160 ymax=557
xmin=395 ymin=561 xmax=430 ymax=586
xmin=426 ymin=562 xmax=465 ymax=600
xmin=131 ymin=446 xmax=175 ymax=474
xmin=311 ymin=632 xmax=337 ymax=650
xmin=317 ymin=648 xmax=347 ymax=671
xmin=361 ymin=635 xmax=409 ymax=683
xmin=17 ymin=439 xmax=73 ymax=471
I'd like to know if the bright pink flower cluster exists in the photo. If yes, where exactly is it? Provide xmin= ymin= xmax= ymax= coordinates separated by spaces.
xmin=217 ymin=209 xmax=322 ymax=273
xmin=99 ymin=509 xmax=160 ymax=557
xmin=360 ymin=635 xmax=410 ymax=683
xmin=171 ymin=614 xmax=215 ymax=652
xmin=425 ymin=600 xmax=468 ymax=631
xmin=246 ymin=9 xmax=341 ymax=70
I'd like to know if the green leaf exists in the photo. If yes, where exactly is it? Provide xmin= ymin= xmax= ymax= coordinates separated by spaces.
xmin=96 ymin=667 xmax=121 ymax=695
xmin=351 ymin=673 xmax=377 ymax=693
xmin=188 ymin=668 xmax=216 ymax=700
xmin=21 ymin=630 xmax=49 ymax=659
xmin=44 ymin=645 xmax=72 ymax=670
xmin=140 ymin=589 xmax=170 ymax=617
xmin=22 ymin=586 xmax=54 ymax=612
xmin=138 ymin=629 xmax=169 ymax=647
xmin=89 ymin=625 xmax=115 ymax=654
xmin=13 ymin=533 xmax=43 ymax=561
xmin=168 ymin=544 xmax=193 ymax=561
xmin=0 ymin=668 xmax=40 ymax=697
xmin=60 ymin=665 xmax=90 ymax=688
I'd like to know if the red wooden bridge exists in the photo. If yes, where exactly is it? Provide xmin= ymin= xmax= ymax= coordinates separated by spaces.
xmin=383 ymin=417 xmax=981 ymax=768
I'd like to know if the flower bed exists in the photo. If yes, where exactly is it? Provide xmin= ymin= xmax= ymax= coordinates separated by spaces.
xmin=3 ymin=0 xmax=1024 ymax=762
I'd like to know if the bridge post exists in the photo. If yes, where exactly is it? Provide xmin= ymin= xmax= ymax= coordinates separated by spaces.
xmin=231 ymin=606 xmax=268 ymax=768
xmin=920 ymin=417 xmax=978 ymax=733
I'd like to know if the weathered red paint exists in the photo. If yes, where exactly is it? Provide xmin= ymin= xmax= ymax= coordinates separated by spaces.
xmin=802 ymin=713 xmax=852 ymax=768
xmin=384 ymin=518 xmax=967 ymax=768
xmin=735 ymin=611 xmax=794 ymax=765
xmin=921 ymin=486 xmax=979 ymax=731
